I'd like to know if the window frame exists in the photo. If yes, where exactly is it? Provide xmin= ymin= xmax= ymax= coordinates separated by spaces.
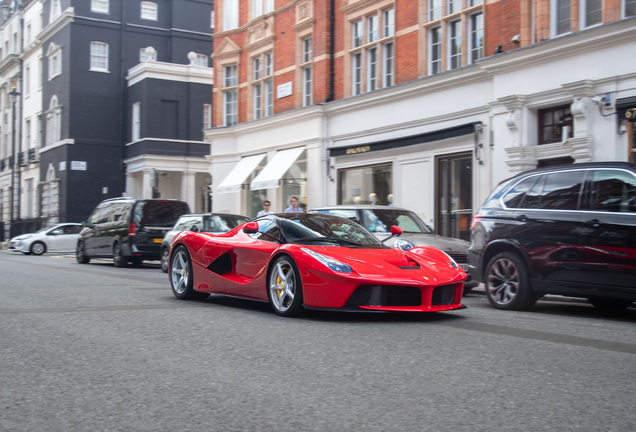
xmin=538 ymin=104 xmax=573 ymax=145
xmin=132 ymin=102 xmax=141 ymax=141
xmin=430 ymin=26 xmax=442 ymax=75
xmin=469 ymin=12 xmax=484 ymax=64
xmin=448 ymin=20 xmax=462 ymax=70
xmin=551 ymin=0 xmax=572 ymax=37
xmin=223 ymin=64 xmax=239 ymax=126
xmin=90 ymin=41 xmax=109 ymax=72
xmin=141 ymin=1 xmax=158 ymax=21
xmin=91 ymin=0 xmax=109 ymax=14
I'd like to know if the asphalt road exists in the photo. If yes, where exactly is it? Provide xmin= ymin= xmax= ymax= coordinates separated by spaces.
xmin=1 ymin=251 xmax=635 ymax=432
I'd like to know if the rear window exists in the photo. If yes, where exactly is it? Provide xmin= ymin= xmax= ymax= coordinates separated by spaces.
xmin=134 ymin=201 xmax=190 ymax=227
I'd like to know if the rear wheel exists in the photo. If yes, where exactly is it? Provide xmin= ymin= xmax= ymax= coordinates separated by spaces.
xmin=267 ymin=256 xmax=304 ymax=317
xmin=485 ymin=252 xmax=536 ymax=311
xmin=113 ymin=242 xmax=127 ymax=268
xmin=76 ymin=241 xmax=90 ymax=264
xmin=170 ymin=245 xmax=208 ymax=300
xmin=161 ymin=247 xmax=169 ymax=273
xmin=588 ymin=298 xmax=632 ymax=310
xmin=30 ymin=241 xmax=46 ymax=256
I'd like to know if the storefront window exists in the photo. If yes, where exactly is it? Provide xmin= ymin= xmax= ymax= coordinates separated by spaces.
xmin=338 ymin=163 xmax=393 ymax=205
xmin=281 ymin=150 xmax=307 ymax=212
xmin=436 ymin=152 xmax=472 ymax=241
xmin=247 ymin=161 xmax=266 ymax=218
xmin=631 ymin=122 xmax=636 ymax=164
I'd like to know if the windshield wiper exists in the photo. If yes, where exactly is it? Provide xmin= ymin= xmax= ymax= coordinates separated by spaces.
xmin=292 ymin=236 xmax=362 ymax=246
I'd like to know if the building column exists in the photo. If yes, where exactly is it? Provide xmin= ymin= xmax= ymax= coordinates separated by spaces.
xmin=181 ymin=171 xmax=196 ymax=211
xmin=142 ymin=169 xmax=152 ymax=199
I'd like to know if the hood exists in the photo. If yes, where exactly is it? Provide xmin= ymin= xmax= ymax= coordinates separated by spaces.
xmin=376 ymin=233 xmax=469 ymax=254
xmin=302 ymin=245 xmax=464 ymax=285
xmin=11 ymin=233 xmax=34 ymax=241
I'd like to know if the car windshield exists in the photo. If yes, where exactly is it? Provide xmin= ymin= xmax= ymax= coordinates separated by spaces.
xmin=202 ymin=215 xmax=249 ymax=232
xmin=360 ymin=209 xmax=433 ymax=234
xmin=279 ymin=214 xmax=385 ymax=247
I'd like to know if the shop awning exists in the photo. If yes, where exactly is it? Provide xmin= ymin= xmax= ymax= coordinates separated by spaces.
xmin=328 ymin=122 xmax=480 ymax=157
xmin=216 ymin=153 xmax=266 ymax=194
xmin=250 ymin=147 xmax=305 ymax=190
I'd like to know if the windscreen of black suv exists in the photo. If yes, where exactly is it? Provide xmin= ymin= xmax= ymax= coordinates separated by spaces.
xmin=134 ymin=201 xmax=190 ymax=227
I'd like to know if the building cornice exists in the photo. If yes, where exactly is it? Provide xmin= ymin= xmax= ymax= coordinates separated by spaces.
xmin=127 ymin=61 xmax=213 ymax=86
xmin=38 ymin=139 xmax=75 ymax=154
xmin=479 ymin=17 xmax=636 ymax=75
xmin=37 ymin=7 xmax=75 ymax=42
xmin=0 ymin=54 xmax=20 ymax=75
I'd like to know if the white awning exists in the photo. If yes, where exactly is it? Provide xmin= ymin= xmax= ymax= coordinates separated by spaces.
xmin=250 ymin=147 xmax=305 ymax=190
xmin=216 ymin=154 xmax=266 ymax=194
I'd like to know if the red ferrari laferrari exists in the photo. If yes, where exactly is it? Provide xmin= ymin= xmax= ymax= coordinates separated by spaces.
xmin=169 ymin=213 xmax=467 ymax=317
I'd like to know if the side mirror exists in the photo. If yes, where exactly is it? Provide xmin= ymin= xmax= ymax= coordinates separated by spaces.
xmin=190 ymin=225 xmax=199 ymax=232
xmin=243 ymin=221 xmax=259 ymax=233
xmin=391 ymin=226 xmax=403 ymax=236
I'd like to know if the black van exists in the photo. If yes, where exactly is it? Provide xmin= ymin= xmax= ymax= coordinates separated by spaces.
xmin=77 ymin=198 xmax=190 ymax=267
xmin=468 ymin=162 xmax=636 ymax=310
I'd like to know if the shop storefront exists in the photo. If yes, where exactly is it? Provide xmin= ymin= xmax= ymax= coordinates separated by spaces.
xmin=617 ymin=97 xmax=636 ymax=164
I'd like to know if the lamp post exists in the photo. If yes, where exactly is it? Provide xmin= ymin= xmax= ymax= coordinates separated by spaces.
xmin=9 ymin=82 xmax=20 ymax=235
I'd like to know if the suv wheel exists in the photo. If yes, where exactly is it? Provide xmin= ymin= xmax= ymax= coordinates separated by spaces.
xmin=113 ymin=242 xmax=128 ymax=268
xmin=485 ymin=252 xmax=537 ymax=311
xmin=76 ymin=241 xmax=90 ymax=264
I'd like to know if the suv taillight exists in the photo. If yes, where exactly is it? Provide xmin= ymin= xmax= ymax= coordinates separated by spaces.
xmin=470 ymin=214 xmax=482 ymax=231
xmin=129 ymin=222 xmax=137 ymax=237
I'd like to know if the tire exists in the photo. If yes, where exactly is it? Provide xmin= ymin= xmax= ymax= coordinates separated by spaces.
xmin=267 ymin=256 xmax=304 ymax=317
xmin=113 ymin=242 xmax=127 ymax=268
xmin=30 ymin=241 xmax=46 ymax=256
xmin=76 ymin=241 xmax=90 ymax=264
xmin=485 ymin=252 xmax=537 ymax=311
xmin=170 ymin=245 xmax=208 ymax=300
xmin=588 ymin=298 xmax=633 ymax=310
xmin=161 ymin=247 xmax=169 ymax=273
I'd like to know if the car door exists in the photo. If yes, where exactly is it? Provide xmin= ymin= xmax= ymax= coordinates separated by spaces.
xmin=576 ymin=168 xmax=636 ymax=293
xmin=510 ymin=170 xmax=587 ymax=292
xmin=48 ymin=225 xmax=78 ymax=252
xmin=223 ymin=218 xmax=281 ymax=300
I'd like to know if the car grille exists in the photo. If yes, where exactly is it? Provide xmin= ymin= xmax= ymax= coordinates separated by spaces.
xmin=431 ymin=284 xmax=456 ymax=305
xmin=346 ymin=285 xmax=422 ymax=307
xmin=446 ymin=252 xmax=467 ymax=264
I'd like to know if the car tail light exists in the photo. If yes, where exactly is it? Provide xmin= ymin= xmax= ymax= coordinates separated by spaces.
xmin=470 ymin=214 xmax=482 ymax=231
xmin=129 ymin=222 xmax=137 ymax=237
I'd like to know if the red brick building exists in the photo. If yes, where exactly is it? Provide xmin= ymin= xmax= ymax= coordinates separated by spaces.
xmin=207 ymin=0 xmax=636 ymax=236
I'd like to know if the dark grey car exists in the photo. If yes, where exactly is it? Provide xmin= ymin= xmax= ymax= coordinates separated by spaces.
xmin=160 ymin=213 xmax=249 ymax=272
xmin=309 ymin=205 xmax=477 ymax=290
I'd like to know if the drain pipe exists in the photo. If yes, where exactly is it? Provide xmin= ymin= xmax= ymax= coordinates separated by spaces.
xmin=326 ymin=0 xmax=335 ymax=102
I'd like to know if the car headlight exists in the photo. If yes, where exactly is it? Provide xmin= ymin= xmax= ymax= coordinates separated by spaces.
xmin=394 ymin=239 xmax=416 ymax=251
xmin=442 ymin=252 xmax=459 ymax=270
xmin=301 ymin=248 xmax=352 ymax=274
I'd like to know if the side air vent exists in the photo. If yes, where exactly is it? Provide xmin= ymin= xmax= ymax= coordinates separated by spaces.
xmin=207 ymin=252 xmax=232 ymax=275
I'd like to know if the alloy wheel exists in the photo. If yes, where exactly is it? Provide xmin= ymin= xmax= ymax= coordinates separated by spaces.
xmin=171 ymin=249 xmax=190 ymax=295
xmin=268 ymin=258 xmax=297 ymax=313
xmin=487 ymin=257 xmax=520 ymax=306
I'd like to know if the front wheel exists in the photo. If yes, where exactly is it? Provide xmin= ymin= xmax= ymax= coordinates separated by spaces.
xmin=30 ymin=241 xmax=46 ymax=256
xmin=76 ymin=241 xmax=90 ymax=264
xmin=113 ymin=242 xmax=127 ymax=268
xmin=267 ymin=256 xmax=304 ymax=317
xmin=170 ymin=245 xmax=208 ymax=300
xmin=485 ymin=252 xmax=536 ymax=311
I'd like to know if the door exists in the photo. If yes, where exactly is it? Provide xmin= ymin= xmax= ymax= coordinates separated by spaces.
xmin=436 ymin=152 xmax=472 ymax=241
xmin=577 ymin=169 xmax=636 ymax=293
xmin=510 ymin=170 xmax=587 ymax=290
xmin=47 ymin=225 xmax=79 ymax=252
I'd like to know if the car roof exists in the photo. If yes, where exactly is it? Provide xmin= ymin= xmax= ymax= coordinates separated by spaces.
xmin=177 ymin=213 xmax=248 ymax=218
xmin=512 ymin=161 xmax=636 ymax=180
xmin=309 ymin=205 xmax=410 ymax=212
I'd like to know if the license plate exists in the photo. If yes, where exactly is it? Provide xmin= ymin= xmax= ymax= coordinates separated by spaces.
xmin=459 ymin=263 xmax=469 ymax=272
xmin=153 ymin=238 xmax=163 ymax=243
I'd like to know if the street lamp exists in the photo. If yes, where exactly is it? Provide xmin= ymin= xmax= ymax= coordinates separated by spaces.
xmin=9 ymin=81 xmax=20 ymax=235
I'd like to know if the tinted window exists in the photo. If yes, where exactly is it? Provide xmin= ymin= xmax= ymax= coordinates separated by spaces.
xmin=94 ymin=202 xmax=115 ymax=224
xmin=134 ymin=201 xmax=190 ymax=227
xmin=503 ymin=176 xmax=538 ymax=208
xmin=313 ymin=209 xmax=358 ymax=221
xmin=539 ymin=171 xmax=585 ymax=210
xmin=249 ymin=219 xmax=282 ymax=242
xmin=586 ymin=170 xmax=636 ymax=213
xmin=280 ymin=215 xmax=383 ymax=246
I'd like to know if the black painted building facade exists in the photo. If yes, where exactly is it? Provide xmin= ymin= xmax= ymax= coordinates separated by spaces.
xmin=38 ymin=0 xmax=213 ymax=223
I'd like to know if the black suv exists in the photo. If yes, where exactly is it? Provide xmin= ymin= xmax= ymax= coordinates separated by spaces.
xmin=77 ymin=198 xmax=190 ymax=267
xmin=468 ymin=162 xmax=636 ymax=310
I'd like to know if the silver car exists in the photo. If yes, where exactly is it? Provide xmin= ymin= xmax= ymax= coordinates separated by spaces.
xmin=160 ymin=213 xmax=249 ymax=272
xmin=8 ymin=223 xmax=82 ymax=255
xmin=309 ymin=205 xmax=478 ymax=290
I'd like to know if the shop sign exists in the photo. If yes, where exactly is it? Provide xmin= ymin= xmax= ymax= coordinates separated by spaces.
xmin=345 ymin=145 xmax=370 ymax=155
